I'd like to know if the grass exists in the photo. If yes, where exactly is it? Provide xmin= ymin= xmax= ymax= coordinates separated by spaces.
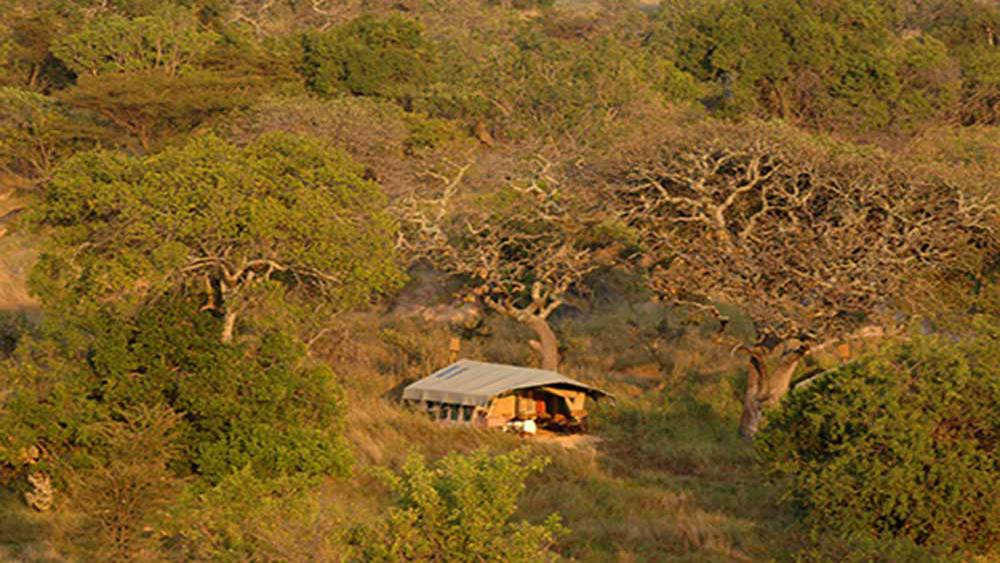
xmin=0 ymin=284 xmax=808 ymax=561
xmin=307 ymin=297 xmax=805 ymax=562
xmin=0 ymin=490 xmax=61 ymax=562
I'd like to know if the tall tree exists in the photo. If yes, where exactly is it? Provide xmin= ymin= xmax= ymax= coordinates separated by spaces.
xmin=609 ymin=120 xmax=996 ymax=437
xmin=32 ymin=132 xmax=404 ymax=342
xmin=399 ymin=158 xmax=617 ymax=370
xmin=50 ymin=6 xmax=286 ymax=151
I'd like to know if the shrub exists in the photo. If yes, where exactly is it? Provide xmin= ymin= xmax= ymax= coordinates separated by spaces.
xmin=301 ymin=15 xmax=437 ymax=106
xmin=167 ymin=468 xmax=340 ymax=561
xmin=757 ymin=324 xmax=1000 ymax=554
xmin=65 ymin=405 xmax=182 ymax=560
xmin=0 ymin=299 xmax=352 ymax=487
xmin=352 ymin=449 xmax=566 ymax=561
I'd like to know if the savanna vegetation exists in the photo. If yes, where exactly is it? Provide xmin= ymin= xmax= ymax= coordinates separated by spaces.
xmin=1 ymin=0 xmax=998 ymax=560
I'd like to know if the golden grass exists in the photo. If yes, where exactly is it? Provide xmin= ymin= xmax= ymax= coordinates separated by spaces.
xmin=319 ymin=305 xmax=802 ymax=562
xmin=1 ymin=273 xmax=806 ymax=561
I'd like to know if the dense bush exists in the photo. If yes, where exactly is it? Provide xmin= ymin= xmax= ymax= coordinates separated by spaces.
xmin=655 ymin=0 xmax=961 ymax=132
xmin=0 ymin=299 xmax=352 ymax=486
xmin=757 ymin=325 xmax=1000 ymax=553
xmin=301 ymin=15 xmax=437 ymax=106
xmin=167 ymin=468 xmax=336 ymax=561
xmin=64 ymin=405 xmax=183 ymax=560
xmin=352 ymin=449 xmax=566 ymax=561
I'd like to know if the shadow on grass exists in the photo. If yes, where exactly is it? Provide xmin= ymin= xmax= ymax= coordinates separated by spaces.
xmin=516 ymin=378 xmax=802 ymax=562
xmin=0 ymin=489 xmax=60 ymax=562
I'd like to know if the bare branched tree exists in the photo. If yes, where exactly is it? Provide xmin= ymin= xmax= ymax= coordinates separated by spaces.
xmin=609 ymin=121 xmax=996 ymax=437
xmin=399 ymin=157 xmax=618 ymax=370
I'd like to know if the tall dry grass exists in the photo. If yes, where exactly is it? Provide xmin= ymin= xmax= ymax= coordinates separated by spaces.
xmin=1 ymin=271 xmax=807 ymax=561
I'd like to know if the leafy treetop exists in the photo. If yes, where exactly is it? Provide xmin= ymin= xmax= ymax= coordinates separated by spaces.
xmin=31 ymin=131 xmax=404 ymax=342
xmin=52 ymin=5 xmax=218 ymax=77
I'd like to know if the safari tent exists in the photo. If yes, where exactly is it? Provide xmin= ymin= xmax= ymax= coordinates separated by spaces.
xmin=402 ymin=359 xmax=609 ymax=432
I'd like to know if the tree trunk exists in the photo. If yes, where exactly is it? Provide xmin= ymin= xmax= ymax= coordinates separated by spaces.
xmin=524 ymin=315 xmax=560 ymax=372
xmin=739 ymin=346 xmax=804 ymax=439
xmin=221 ymin=308 xmax=238 ymax=344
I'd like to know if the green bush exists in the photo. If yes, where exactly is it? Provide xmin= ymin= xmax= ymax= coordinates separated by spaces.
xmin=65 ymin=405 xmax=182 ymax=560
xmin=0 ymin=299 xmax=351 ymax=486
xmin=656 ymin=0 xmax=962 ymax=133
xmin=352 ymin=449 xmax=566 ymax=562
xmin=167 ymin=468 xmax=337 ymax=561
xmin=301 ymin=15 xmax=437 ymax=106
xmin=757 ymin=324 xmax=1000 ymax=553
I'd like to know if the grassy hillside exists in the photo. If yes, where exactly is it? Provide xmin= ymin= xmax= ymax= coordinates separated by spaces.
xmin=1 ymin=285 xmax=817 ymax=561
xmin=2 ymin=0 xmax=997 ymax=559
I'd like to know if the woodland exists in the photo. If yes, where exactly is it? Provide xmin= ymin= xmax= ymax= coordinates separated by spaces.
xmin=0 ymin=0 xmax=998 ymax=560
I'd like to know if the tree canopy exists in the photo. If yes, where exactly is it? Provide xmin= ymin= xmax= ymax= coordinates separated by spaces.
xmin=1 ymin=0 xmax=999 ymax=559
xmin=32 ymin=132 xmax=404 ymax=342
xmin=609 ymin=119 xmax=996 ymax=435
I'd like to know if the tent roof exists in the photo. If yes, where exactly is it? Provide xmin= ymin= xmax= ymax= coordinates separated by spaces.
xmin=402 ymin=359 xmax=609 ymax=407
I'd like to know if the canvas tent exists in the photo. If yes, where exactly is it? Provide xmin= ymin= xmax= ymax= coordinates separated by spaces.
xmin=402 ymin=359 xmax=609 ymax=432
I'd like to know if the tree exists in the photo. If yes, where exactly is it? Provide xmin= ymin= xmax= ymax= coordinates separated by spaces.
xmin=655 ymin=0 xmax=962 ymax=134
xmin=58 ymin=69 xmax=257 ymax=151
xmin=609 ymin=120 xmax=995 ymax=437
xmin=301 ymin=14 xmax=437 ymax=107
xmin=51 ymin=5 xmax=218 ymax=78
xmin=0 ymin=6 xmax=74 ymax=91
xmin=399 ymin=158 xmax=617 ymax=371
xmin=31 ymin=132 xmax=404 ymax=343
xmin=899 ymin=0 xmax=1000 ymax=126
xmin=422 ymin=18 xmax=687 ymax=154
xmin=50 ymin=6 xmax=282 ymax=151
xmin=758 ymin=325 xmax=1000 ymax=553
xmin=226 ymin=94 xmax=461 ymax=197
xmin=0 ymin=87 xmax=97 ymax=190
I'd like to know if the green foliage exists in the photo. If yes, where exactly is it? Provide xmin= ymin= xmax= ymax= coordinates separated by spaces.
xmin=657 ymin=0 xmax=962 ymax=132
xmin=0 ymin=300 xmax=352 ymax=485
xmin=48 ymin=8 xmax=292 ymax=150
xmin=425 ymin=24 xmax=680 ymax=149
xmin=65 ymin=404 xmax=183 ymax=560
xmin=52 ymin=6 xmax=218 ymax=77
xmin=899 ymin=0 xmax=1000 ymax=125
xmin=167 ymin=467 xmax=336 ymax=561
xmin=757 ymin=324 xmax=1000 ymax=553
xmin=31 ymin=132 xmax=403 ymax=335
xmin=57 ymin=68 xmax=260 ymax=150
xmin=170 ymin=327 xmax=352 ymax=483
xmin=0 ymin=87 xmax=97 ymax=187
xmin=302 ymin=15 xmax=437 ymax=106
xmin=0 ymin=311 xmax=30 ymax=359
xmin=352 ymin=449 xmax=566 ymax=562
xmin=0 ymin=7 xmax=74 ymax=90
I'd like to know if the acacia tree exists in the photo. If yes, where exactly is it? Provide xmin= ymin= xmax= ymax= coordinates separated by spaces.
xmin=50 ymin=6 xmax=277 ymax=151
xmin=399 ymin=159 xmax=615 ymax=370
xmin=0 ymin=87 xmax=96 ymax=191
xmin=32 ymin=132 xmax=403 ymax=343
xmin=610 ymin=121 xmax=995 ymax=437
